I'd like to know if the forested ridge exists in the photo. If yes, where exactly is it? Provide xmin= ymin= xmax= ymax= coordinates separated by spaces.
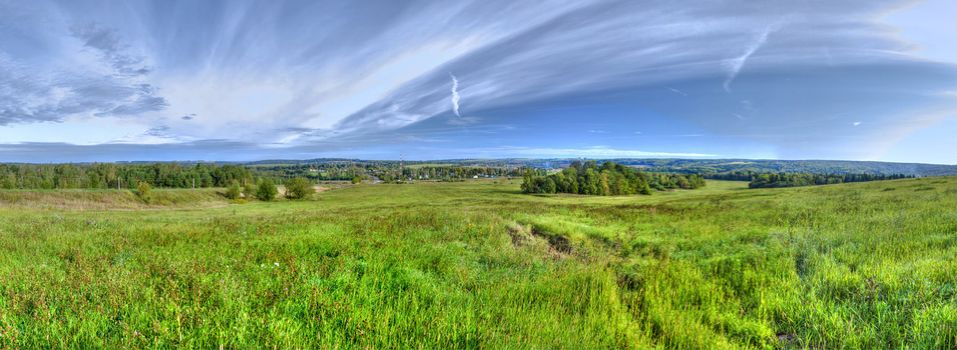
xmin=585 ymin=159 xmax=957 ymax=176
xmin=521 ymin=161 xmax=705 ymax=195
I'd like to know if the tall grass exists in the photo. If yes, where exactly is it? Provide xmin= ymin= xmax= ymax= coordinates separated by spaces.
xmin=0 ymin=178 xmax=954 ymax=348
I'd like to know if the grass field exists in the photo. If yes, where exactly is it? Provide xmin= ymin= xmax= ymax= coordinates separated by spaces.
xmin=1 ymin=178 xmax=955 ymax=348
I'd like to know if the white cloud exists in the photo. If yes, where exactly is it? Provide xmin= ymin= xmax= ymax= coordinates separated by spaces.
xmin=450 ymin=73 xmax=461 ymax=117
xmin=668 ymin=87 xmax=688 ymax=96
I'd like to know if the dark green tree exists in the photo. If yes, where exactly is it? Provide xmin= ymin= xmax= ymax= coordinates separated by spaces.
xmin=255 ymin=179 xmax=278 ymax=201
xmin=285 ymin=177 xmax=315 ymax=199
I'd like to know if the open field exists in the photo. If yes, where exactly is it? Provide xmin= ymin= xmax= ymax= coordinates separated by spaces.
xmin=1 ymin=178 xmax=955 ymax=348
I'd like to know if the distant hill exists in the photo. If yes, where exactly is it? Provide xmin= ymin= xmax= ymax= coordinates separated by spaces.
xmin=236 ymin=158 xmax=957 ymax=177
xmin=604 ymin=159 xmax=957 ymax=177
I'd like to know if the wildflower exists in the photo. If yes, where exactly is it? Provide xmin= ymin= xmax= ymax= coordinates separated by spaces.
xmin=274 ymin=262 xmax=280 ymax=267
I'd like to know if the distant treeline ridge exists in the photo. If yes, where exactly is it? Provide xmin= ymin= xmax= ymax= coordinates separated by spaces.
xmin=699 ymin=170 xmax=913 ymax=187
xmin=743 ymin=172 xmax=913 ymax=188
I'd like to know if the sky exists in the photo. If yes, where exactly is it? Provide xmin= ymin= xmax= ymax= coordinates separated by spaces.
xmin=1 ymin=0 xmax=956 ymax=163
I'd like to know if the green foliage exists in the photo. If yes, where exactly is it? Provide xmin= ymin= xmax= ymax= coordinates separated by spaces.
xmin=0 ymin=158 xmax=948 ymax=192
xmin=225 ymin=181 xmax=242 ymax=199
xmin=243 ymin=181 xmax=256 ymax=198
xmin=351 ymin=175 xmax=363 ymax=184
xmin=284 ymin=177 xmax=315 ymax=199
xmin=0 ymin=163 xmax=252 ymax=189
xmin=522 ymin=161 xmax=702 ymax=195
xmin=135 ymin=181 xmax=152 ymax=203
xmin=248 ymin=160 xmax=525 ymax=182
xmin=0 ymin=178 xmax=955 ymax=348
xmin=255 ymin=179 xmax=278 ymax=201
xmin=748 ymin=172 xmax=912 ymax=188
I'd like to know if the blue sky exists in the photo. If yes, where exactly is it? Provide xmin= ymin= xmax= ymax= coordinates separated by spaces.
xmin=1 ymin=0 xmax=956 ymax=163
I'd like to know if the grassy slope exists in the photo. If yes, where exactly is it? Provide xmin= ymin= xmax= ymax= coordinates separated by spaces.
xmin=0 ymin=178 xmax=955 ymax=348
xmin=0 ymin=188 xmax=229 ymax=210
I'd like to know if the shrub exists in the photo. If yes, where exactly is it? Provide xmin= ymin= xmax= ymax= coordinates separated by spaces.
xmin=351 ymin=175 xmax=363 ymax=184
xmin=225 ymin=181 xmax=242 ymax=199
xmin=285 ymin=177 xmax=315 ymax=199
xmin=136 ymin=181 xmax=152 ymax=203
xmin=255 ymin=179 xmax=278 ymax=201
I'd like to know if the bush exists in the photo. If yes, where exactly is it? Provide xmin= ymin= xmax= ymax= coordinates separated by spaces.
xmin=285 ymin=177 xmax=315 ymax=199
xmin=351 ymin=175 xmax=363 ymax=184
xmin=225 ymin=181 xmax=242 ymax=199
xmin=136 ymin=181 xmax=152 ymax=203
xmin=255 ymin=179 xmax=278 ymax=201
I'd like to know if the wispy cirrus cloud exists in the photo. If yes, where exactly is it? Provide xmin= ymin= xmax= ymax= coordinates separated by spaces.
xmin=723 ymin=20 xmax=786 ymax=92
xmin=0 ymin=0 xmax=956 ymax=162
xmin=0 ymin=17 xmax=167 ymax=126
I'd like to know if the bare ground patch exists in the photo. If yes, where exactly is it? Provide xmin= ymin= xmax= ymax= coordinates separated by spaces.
xmin=507 ymin=222 xmax=572 ymax=258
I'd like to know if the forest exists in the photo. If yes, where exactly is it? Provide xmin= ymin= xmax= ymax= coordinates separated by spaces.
xmin=251 ymin=161 xmax=523 ymax=182
xmin=0 ymin=160 xmax=916 ymax=191
xmin=0 ymin=162 xmax=526 ymax=189
xmin=521 ymin=161 xmax=705 ymax=195
xmin=747 ymin=172 xmax=913 ymax=188
xmin=0 ymin=163 xmax=252 ymax=189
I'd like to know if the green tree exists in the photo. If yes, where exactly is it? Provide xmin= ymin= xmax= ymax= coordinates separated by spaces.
xmin=285 ymin=177 xmax=315 ymax=200
xmin=255 ymin=179 xmax=278 ymax=201
xmin=521 ymin=170 xmax=536 ymax=193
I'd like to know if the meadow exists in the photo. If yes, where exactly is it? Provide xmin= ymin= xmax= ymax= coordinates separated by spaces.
xmin=0 ymin=177 xmax=955 ymax=348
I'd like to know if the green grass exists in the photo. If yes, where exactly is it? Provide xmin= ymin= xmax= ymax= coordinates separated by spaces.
xmin=0 ymin=178 xmax=955 ymax=348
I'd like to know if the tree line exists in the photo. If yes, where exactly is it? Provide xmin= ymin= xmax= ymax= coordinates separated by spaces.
xmin=0 ymin=163 xmax=252 ymax=189
xmin=747 ymin=172 xmax=912 ymax=188
xmin=0 ymin=161 xmax=527 ymax=190
xmin=522 ymin=161 xmax=705 ymax=195
xmin=249 ymin=162 xmax=526 ymax=183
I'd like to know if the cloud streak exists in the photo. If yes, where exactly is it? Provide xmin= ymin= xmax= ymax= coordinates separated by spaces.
xmin=450 ymin=73 xmax=461 ymax=117
xmin=723 ymin=21 xmax=783 ymax=92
